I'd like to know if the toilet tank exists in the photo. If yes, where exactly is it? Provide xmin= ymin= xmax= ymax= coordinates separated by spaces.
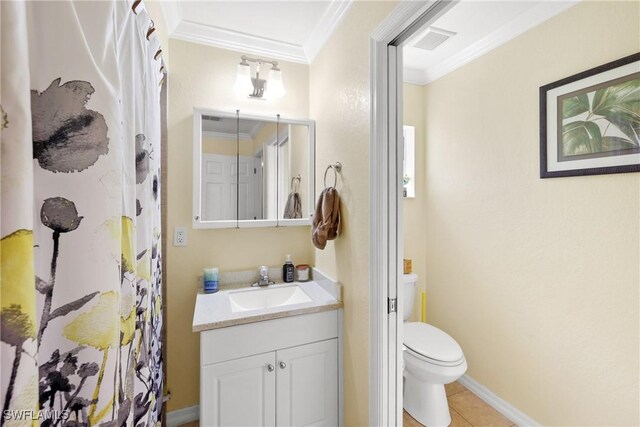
xmin=402 ymin=273 xmax=418 ymax=321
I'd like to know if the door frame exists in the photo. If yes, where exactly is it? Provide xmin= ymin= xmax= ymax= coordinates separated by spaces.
xmin=369 ymin=1 xmax=459 ymax=425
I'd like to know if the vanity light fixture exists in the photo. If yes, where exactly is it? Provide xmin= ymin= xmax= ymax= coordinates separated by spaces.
xmin=234 ymin=55 xmax=285 ymax=100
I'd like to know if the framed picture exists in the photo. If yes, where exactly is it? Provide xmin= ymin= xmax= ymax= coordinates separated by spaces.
xmin=540 ymin=53 xmax=640 ymax=178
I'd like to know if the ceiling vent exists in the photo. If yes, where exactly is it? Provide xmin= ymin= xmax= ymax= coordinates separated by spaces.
xmin=412 ymin=26 xmax=456 ymax=51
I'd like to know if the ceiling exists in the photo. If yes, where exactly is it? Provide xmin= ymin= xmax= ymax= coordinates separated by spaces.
xmin=402 ymin=0 xmax=579 ymax=84
xmin=161 ymin=0 xmax=579 ymax=84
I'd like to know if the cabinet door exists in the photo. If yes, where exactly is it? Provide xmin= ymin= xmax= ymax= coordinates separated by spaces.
xmin=202 ymin=352 xmax=276 ymax=427
xmin=276 ymin=339 xmax=338 ymax=427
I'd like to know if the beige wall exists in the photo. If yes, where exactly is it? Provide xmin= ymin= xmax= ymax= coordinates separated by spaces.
xmin=420 ymin=2 xmax=639 ymax=425
xmin=202 ymin=135 xmax=254 ymax=156
xmin=166 ymin=40 xmax=313 ymax=412
xmin=402 ymin=83 xmax=427 ymax=322
xmin=309 ymin=2 xmax=399 ymax=425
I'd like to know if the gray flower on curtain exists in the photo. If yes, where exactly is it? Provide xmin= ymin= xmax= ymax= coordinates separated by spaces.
xmin=136 ymin=133 xmax=150 ymax=184
xmin=31 ymin=78 xmax=109 ymax=173
xmin=41 ymin=197 xmax=83 ymax=233
xmin=1 ymin=105 xmax=7 ymax=129
xmin=37 ymin=197 xmax=98 ymax=348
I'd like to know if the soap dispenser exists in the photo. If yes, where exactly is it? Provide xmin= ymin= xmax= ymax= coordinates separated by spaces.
xmin=283 ymin=255 xmax=294 ymax=283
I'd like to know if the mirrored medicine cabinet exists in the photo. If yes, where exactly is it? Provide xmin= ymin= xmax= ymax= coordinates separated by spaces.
xmin=192 ymin=109 xmax=315 ymax=229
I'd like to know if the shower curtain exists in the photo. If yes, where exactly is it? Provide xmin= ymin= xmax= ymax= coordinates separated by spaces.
xmin=1 ymin=1 xmax=164 ymax=426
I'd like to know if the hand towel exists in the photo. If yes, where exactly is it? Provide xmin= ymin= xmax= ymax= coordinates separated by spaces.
xmin=283 ymin=191 xmax=302 ymax=219
xmin=312 ymin=187 xmax=342 ymax=250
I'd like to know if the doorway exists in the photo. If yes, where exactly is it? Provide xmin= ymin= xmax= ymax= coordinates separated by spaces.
xmin=369 ymin=1 xmax=458 ymax=425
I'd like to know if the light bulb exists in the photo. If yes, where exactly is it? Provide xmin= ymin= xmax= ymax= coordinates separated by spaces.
xmin=234 ymin=62 xmax=253 ymax=96
xmin=266 ymin=67 xmax=285 ymax=99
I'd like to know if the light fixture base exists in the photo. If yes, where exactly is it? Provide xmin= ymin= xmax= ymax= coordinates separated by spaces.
xmin=249 ymin=77 xmax=267 ymax=99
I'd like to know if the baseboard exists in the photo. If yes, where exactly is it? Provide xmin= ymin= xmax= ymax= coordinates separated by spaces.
xmin=457 ymin=375 xmax=540 ymax=427
xmin=166 ymin=405 xmax=199 ymax=427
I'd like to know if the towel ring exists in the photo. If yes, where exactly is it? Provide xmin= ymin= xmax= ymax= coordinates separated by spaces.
xmin=323 ymin=162 xmax=342 ymax=188
xmin=291 ymin=175 xmax=301 ymax=192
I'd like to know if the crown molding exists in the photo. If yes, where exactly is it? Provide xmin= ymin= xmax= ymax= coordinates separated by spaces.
xmin=405 ymin=0 xmax=581 ymax=85
xmin=304 ymin=0 xmax=354 ymax=62
xmin=248 ymin=121 xmax=267 ymax=139
xmin=158 ymin=1 xmax=182 ymax=35
xmin=166 ymin=1 xmax=353 ymax=64
xmin=171 ymin=20 xmax=308 ymax=64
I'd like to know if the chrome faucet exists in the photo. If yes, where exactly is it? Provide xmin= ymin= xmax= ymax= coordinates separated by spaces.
xmin=252 ymin=265 xmax=274 ymax=287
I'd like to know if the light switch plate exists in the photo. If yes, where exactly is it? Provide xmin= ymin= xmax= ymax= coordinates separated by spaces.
xmin=174 ymin=226 xmax=187 ymax=246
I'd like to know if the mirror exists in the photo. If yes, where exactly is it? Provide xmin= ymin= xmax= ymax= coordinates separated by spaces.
xmin=193 ymin=109 xmax=315 ymax=228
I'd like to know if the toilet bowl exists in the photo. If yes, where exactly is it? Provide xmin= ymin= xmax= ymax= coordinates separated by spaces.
xmin=402 ymin=274 xmax=467 ymax=427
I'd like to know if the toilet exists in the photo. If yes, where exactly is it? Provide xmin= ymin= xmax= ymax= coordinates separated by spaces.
xmin=402 ymin=273 xmax=467 ymax=427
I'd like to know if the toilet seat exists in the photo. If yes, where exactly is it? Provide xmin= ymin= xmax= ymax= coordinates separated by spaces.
xmin=404 ymin=322 xmax=464 ymax=365
xmin=404 ymin=346 xmax=465 ymax=368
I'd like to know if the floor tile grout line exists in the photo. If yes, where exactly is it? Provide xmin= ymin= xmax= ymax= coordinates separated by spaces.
xmin=450 ymin=405 xmax=474 ymax=427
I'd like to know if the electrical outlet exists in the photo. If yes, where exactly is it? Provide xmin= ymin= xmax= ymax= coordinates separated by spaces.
xmin=174 ymin=227 xmax=187 ymax=246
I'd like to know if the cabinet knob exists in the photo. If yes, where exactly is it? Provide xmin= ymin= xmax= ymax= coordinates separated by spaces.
xmin=279 ymin=361 xmax=286 ymax=369
xmin=267 ymin=364 xmax=275 ymax=372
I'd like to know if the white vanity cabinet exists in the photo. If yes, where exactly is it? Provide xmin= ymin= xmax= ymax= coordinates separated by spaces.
xmin=276 ymin=339 xmax=338 ymax=426
xmin=199 ymin=310 xmax=341 ymax=427
xmin=202 ymin=352 xmax=276 ymax=426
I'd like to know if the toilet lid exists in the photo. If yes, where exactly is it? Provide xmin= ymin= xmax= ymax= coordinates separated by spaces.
xmin=404 ymin=322 xmax=463 ymax=363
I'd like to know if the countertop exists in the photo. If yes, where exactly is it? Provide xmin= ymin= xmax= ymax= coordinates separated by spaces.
xmin=192 ymin=270 xmax=342 ymax=332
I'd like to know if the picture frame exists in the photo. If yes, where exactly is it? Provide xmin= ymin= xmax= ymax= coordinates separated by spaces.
xmin=540 ymin=52 xmax=640 ymax=178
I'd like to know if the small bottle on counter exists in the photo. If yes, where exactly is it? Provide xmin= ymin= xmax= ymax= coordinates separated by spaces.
xmin=283 ymin=255 xmax=295 ymax=283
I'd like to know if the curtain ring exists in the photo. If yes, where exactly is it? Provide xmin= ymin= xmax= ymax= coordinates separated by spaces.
xmin=154 ymin=49 xmax=162 ymax=60
xmin=131 ymin=0 xmax=142 ymax=14
xmin=146 ymin=21 xmax=156 ymax=40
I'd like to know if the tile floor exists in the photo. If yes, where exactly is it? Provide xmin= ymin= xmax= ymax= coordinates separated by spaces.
xmin=403 ymin=381 xmax=515 ymax=427
xmin=177 ymin=382 xmax=514 ymax=427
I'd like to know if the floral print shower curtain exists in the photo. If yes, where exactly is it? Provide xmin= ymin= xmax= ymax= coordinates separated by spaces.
xmin=1 ymin=1 xmax=164 ymax=426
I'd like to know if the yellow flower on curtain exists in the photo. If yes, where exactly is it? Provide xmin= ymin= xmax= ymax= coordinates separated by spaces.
xmin=1 ymin=229 xmax=37 ymax=342
xmin=63 ymin=291 xmax=120 ymax=424
xmin=0 ymin=229 xmax=37 ymax=421
xmin=137 ymin=252 xmax=151 ymax=282
xmin=120 ymin=215 xmax=137 ymax=346
xmin=63 ymin=291 xmax=119 ymax=350
xmin=120 ymin=309 xmax=136 ymax=346
xmin=121 ymin=216 xmax=135 ymax=275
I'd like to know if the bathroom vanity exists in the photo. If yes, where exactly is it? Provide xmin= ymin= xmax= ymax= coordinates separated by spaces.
xmin=193 ymin=277 xmax=343 ymax=427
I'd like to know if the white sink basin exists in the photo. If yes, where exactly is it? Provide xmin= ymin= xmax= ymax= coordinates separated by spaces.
xmin=229 ymin=285 xmax=312 ymax=313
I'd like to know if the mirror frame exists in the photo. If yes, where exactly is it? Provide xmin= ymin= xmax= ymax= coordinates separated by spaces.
xmin=192 ymin=108 xmax=316 ymax=229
